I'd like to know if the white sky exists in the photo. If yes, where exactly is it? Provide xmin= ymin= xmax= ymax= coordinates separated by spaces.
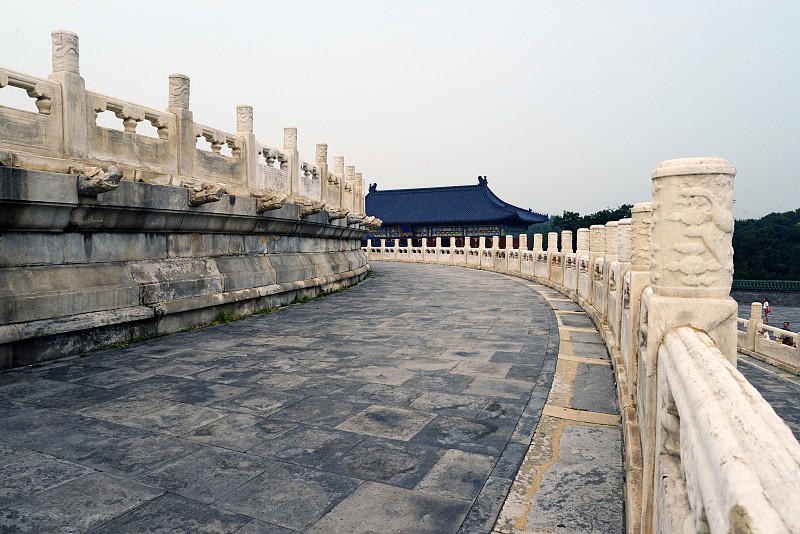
xmin=1 ymin=0 xmax=797 ymax=219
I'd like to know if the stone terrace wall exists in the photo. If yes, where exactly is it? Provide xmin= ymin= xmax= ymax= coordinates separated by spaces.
xmin=0 ymin=30 xmax=379 ymax=368
xmin=366 ymin=157 xmax=800 ymax=534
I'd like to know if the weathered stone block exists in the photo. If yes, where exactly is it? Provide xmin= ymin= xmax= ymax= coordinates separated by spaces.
xmin=214 ymin=256 xmax=277 ymax=292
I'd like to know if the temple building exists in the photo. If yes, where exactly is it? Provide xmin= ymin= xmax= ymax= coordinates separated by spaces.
xmin=364 ymin=176 xmax=547 ymax=246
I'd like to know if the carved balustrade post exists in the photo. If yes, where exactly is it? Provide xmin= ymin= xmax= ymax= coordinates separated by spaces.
xmin=345 ymin=165 xmax=356 ymax=213
xmin=547 ymin=232 xmax=557 ymax=252
xmin=560 ymin=230 xmax=574 ymax=292
xmin=546 ymin=231 xmax=558 ymax=285
xmin=49 ymin=30 xmax=87 ymax=159
xmin=533 ymin=233 xmax=543 ymax=252
xmin=283 ymin=127 xmax=299 ymax=197
xmin=355 ymin=172 xmax=364 ymax=214
xmin=505 ymin=235 xmax=513 ymax=250
xmin=745 ymin=301 xmax=761 ymax=352
xmin=235 ymin=105 xmax=259 ymax=191
xmin=168 ymin=73 xmax=194 ymax=179
xmin=576 ymin=228 xmax=590 ymax=301
xmin=316 ymin=143 xmax=331 ymax=205
xmin=588 ymin=225 xmax=606 ymax=308
xmin=519 ymin=233 xmax=528 ymax=251
xmin=595 ymin=221 xmax=617 ymax=321
xmin=492 ymin=236 xmax=499 ymax=250
xmin=639 ymin=158 xmax=737 ymax=534
xmin=576 ymin=228 xmax=589 ymax=254
xmin=561 ymin=230 xmax=573 ymax=254
xmin=333 ymin=156 xmax=345 ymax=208
xmin=606 ymin=220 xmax=627 ymax=347
xmin=435 ymin=237 xmax=442 ymax=263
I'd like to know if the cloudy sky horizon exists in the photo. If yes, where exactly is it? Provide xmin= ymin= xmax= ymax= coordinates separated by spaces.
xmin=2 ymin=1 xmax=796 ymax=220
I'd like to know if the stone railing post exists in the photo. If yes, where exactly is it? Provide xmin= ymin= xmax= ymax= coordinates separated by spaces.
xmin=576 ymin=228 xmax=589 ymax=254
xmin=519 ymin=234 xmax=528 ymax=251
xmin=334 ymin=155 xmax=345 ymax=208
xmin=284 ymin=126 xmax=299 ymax=197
xmin=618 ymin=219 xmax=632 ymax=264
xmin=345 ymin=165 xmax=356 ymax=212
xmin=745 ymin=301 xmax=762 ymax=352
xmin=588 ymin=225 xmax=606 ymax=307
xmin=479 ymin=236 xmax=486 ymax=251
xmin=236 ymin=104 xmax=258 ymax=191
xmin=533 ymin=233 xmax=543 ymax=252
xmin=639 ymin=157 xmax=737 ymax=533
xmin=625 ymin=204 xmax=652 ymax=422
xmin=605 ymin=221 xmax=619 ymax=264
xmin=547 ymin=232 xmax=557 ymax=252
xmin=168 ymin=73 xmax=194 ymax=179
xmin=49 ymin=30 xmax=88 ymax=159
xmin=316 ymin=143 xmax=332 ymax=205
xmin=505 ymin=235 xmax=513 ymax=250
xmin=561 ymin=230 xmax=573 ymax=254
xmin=355 ymin=172 xmax=364 ymax=214
xmin=435 ymin=237 xmax=442 ymax=263
xmin=492 ymin=235 xmax=499 ymax=250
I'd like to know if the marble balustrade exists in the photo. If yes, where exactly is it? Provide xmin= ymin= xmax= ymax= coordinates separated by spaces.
xmin=363 ymin=157 xmax=800 ymax=533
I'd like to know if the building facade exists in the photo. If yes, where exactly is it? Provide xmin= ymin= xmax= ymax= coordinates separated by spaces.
xmin=364 ymin=176 xmax=547 ymax=245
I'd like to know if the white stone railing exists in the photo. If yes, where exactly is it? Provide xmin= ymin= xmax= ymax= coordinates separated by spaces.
xmin=655 ymin=327 xmax=800 ymax=533
xmin=0 ymin=30 xmax=367 ymax=214
xmin=362 ymin=157 xmax=800 ymax=533
xmin=737 ymin=302 xmax=799 ymax=373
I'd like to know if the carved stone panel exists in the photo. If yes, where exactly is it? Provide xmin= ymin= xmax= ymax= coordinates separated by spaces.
xmin=618 ymin=218 xmax=632 ymax=262
xmin=650 ymin=158 xmax=736 ymax=298
xmin=316 ymin=143 xmax=328 ymax=165
xmin=284 ymin=127 xmax=297 ymax=151
xmin=52 ymin=30 xmax=79 ymax=74
xmin=236 ymin=105 xmax=253 ymax=133
xmin=631 ymin=202 xmax=653 ymax=272
xmin=168 ymin=74 xmax=190 ymax=109
xmin=576 ymin=228 xmax=590 ymax=252
xmin=561 ymin=230 xmax=573 ymax=253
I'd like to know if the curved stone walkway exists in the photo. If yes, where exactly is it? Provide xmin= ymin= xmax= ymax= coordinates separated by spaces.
xmin=0 ymin=262 xmax=622 ymax=533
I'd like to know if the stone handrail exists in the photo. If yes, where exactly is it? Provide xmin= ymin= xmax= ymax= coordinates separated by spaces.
xmin=363 ymin=157 xmax=800 ymax=533
xmin=737 ymin=301 xmax=799 ymax=372
xmin=657 ymin=327 xmax=800 ymax=533
xmin=0 ymin=30 xmax=368 ymax=214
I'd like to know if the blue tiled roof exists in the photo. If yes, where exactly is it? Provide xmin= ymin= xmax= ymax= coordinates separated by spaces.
xmin=365 ymin=177 xmax=547 ymax=226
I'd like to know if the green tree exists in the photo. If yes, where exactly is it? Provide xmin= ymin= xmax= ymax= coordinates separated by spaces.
xmin=733 ymin=209 xmax=800 ymax=280
xmin=528 ymin=204 xmax=633 ymax=247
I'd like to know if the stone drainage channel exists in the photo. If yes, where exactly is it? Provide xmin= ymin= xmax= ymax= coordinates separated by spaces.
xmin=0 ymin=262 xmax=623 ymax=533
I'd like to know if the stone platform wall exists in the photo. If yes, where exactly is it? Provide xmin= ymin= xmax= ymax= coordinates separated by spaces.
xmin=0 ymin=29 xmax=379 ymax=369
xmin=0 ymin=167 xmax=369 ymax=368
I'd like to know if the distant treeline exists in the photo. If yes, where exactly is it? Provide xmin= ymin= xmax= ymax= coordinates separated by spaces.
xmin=527 ymin=205 xmax=633 ymax=244
xmin=733 ymin=209 xmax=800 ymax=281
xmin=528 ymin=207 xmax=800 ymax=281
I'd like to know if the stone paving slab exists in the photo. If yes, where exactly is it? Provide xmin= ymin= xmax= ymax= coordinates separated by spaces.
xmin=0 ymin=262 xmax=626 ymax=532
xmin=494 ymin=294 xmax=623 ymax=534
xmin=737 ymin=355 xmax=800 ymax=440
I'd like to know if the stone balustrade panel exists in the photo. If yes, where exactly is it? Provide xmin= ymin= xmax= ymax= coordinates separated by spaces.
xmin=0 ymin=67 xmax=63 ymax=160
xmin=191 ymin=122 xmax=247 ymax=194
xmin=86 ymin=90 xmax=178 ymax=180
xmin=255 ymin=142 xmax=291 ymax=195
xmin=299 ymin=158 xmax=322 ymax=201
xmin=0 ymin=32 xmax=368 ymax=212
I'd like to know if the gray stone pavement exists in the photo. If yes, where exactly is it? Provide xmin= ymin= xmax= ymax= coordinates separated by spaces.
xmin=0 ymin=261 xmax=618 ymax=533
xmin=737 ymin=355 xmax=800 ymax=441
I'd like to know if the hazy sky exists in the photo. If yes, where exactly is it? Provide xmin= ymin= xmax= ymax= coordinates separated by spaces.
xmin=2 ymin=1 xmax=797 ymax=219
